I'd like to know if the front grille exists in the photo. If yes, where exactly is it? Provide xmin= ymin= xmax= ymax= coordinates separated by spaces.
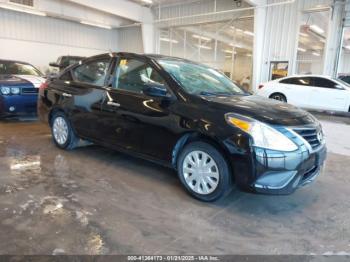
xmin=293 ymin=127 xmax=321 ymax=150
xmin=21 ymin=87 xmax=38 ymax=95
xmin=302 ymin=165 xmax=318 ymax=181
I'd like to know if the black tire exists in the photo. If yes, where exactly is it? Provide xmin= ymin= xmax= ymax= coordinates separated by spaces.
xmin=177 ymin=141 xmax=232 ymax=202
xmin=270 ymin=93 xmax=287 ymax=103
xmin=50 ymin=112 xmax=79 ymax=150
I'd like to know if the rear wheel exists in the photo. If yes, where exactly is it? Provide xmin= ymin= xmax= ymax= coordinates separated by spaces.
xmin=51 ymin=112 xmax=78 ymax=150
xmin=177 ymin=141 xmax=232 ymax=202
xmin=270 ymin=93 xmax=287 ymax=102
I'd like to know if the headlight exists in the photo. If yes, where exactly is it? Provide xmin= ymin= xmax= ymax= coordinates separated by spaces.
xmin=11 ymin=87 xmax=20 ymax=95
xmin=225 ymin=113 xmax=298 ymax=152
xmin=0 ymin=87 xmax=10 ymax=95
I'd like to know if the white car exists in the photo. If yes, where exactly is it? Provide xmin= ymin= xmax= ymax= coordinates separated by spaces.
xmin=256 ymin=75 xmax=350 ymax=113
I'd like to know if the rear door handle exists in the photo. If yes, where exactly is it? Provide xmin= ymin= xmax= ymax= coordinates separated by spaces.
xmin=107 ymin=101 xmax=121 ymax=107
xmin=62 ymin=92 xmax=72 ymax=97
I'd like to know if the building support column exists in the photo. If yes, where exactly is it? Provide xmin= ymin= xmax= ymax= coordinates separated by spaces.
xmin=252 ymin=0 xmax=267 ymax=92
xmin=141 ymin=23 xmax=155 ymax=54
xmin=323 ymin=0 xmax=346 ymax=77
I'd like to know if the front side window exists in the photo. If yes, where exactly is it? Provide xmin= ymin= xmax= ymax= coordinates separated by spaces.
xmin=113 ymin=58 xmax=167 ymax=94
xmin=312 ymin=77 xmax=337 ymax=88
xmin=158 ymin=59 xmax=245 ymax=96
xmin=72 ymin=58 xmax=110 ymax=86
xmin=0 ymin=61 xmax=42 ymax=76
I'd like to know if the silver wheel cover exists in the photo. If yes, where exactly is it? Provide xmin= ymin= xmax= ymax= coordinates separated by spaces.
xmin=53 ymin=117 xmax=69 ymax=145
xmin=182 ymin=150 xmax=219 ymax=195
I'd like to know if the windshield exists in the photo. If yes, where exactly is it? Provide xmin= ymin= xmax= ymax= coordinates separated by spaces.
xmin=333 ymin=78 xmax=350 ymax=88
xmin=0 ymin=61 xmax=42 ymax=76
xmin=158 ymin=59 xmax=246 ymax=96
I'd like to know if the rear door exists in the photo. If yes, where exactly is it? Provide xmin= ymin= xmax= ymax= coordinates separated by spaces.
xmin=308 ymin=77 xmax=348 ymax=111
xmin=58 ymin=56 xmax=112 ymax=139
xmin=278 ymin=77 xmax=313 ymax=107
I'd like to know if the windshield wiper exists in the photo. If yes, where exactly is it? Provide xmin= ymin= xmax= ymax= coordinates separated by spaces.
xmin=199 ymin=91 xmax=234 ymax=96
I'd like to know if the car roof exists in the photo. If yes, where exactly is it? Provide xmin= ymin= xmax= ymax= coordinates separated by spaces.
xmin=85 ymin=52 xmax=193 ymax=63
xmin=278 ymin=74 xmax=334 ymax=81
xmin=60 ymin=56 xmax=85 ymax=59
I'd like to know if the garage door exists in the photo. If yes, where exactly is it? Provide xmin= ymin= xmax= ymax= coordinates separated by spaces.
xmin=345 ymin=1 xmax=350 ymax=27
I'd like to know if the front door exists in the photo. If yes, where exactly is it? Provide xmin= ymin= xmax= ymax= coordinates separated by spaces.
xmin=308 ymin=77 xmax=348 ymax=112
xmin=278 ymin=77 xmax=313 ymax=108
xmin=99 ymin=56 xmax=179 ymax=162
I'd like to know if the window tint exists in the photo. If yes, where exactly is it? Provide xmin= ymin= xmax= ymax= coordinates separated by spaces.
xmin=114 ymin=58 xmax=167 ymax=94
xmin=73 ymin=58 xmax=110 ymax=86
xmin=59 ymin=71 xmax=73 ymax=81
xmin=280 ymin=77 xmax=312 ymax=86
xmin=312 ymin=77 xmax=337 ymax=88
xmin=341 ymin=76 xmax=350 ymax=84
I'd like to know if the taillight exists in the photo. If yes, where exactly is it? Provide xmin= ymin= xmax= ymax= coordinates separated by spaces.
xmin=39 ymin=81 xmax=49 ymax=90
xmin=258 ymin=84 xmax=264 ymax=89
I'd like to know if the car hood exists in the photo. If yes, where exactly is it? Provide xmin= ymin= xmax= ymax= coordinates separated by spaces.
xmin=0 ymin=74 xmax=45 ymax=88
xmin=202 ymin=95 xmax=315 ymax=126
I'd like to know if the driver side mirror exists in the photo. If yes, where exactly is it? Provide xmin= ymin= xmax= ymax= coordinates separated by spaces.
xmin=142 ymin=84 xmax=170 ymax=98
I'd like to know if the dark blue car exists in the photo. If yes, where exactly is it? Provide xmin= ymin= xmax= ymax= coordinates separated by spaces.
xmin=0 ymin=59 xmax=45 ymax=118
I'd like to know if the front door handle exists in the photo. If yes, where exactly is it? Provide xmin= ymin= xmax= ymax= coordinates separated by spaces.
xmin=62 ymin=92 xmax=72 ymax=97
xmin=107 ymin=101 xmax=121 ymax=107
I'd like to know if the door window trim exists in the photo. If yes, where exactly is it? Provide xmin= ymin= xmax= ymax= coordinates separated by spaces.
xmin=280 ymin=77 xmax=313 ymax=86
xmin=108 ymin=55 xmax=175 ymax=98
xmin=70 ymin=56 xmax=113 ymax=87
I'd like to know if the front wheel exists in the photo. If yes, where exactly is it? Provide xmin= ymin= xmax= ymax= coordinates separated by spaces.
xmin=177 ymin=141 xmax=232 ymax=202
xmin=270 ymin=93 xmax=287 ymax=103
xmin=51 ymin=112 xmax=78 ymax=150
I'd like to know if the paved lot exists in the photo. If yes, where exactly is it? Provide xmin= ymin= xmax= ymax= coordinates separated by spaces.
xmin=0 ymin=115 xmax=350 ymax=255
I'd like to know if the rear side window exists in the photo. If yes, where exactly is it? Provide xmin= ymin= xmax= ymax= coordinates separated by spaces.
xmin=72 ymin=58 xmax=111 ymax=86
xmin=312 ymin=77 xmax=337 ymax=88
xmin=280 ymin=77 xmax=312 ymax=86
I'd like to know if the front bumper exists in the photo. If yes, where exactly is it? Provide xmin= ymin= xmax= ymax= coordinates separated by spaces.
xmin=0 ymin=94 xmax=38 ymax=117
xmin=253 ymin=144 xmax=326 ymax=195
xmin=223 ymin=125 xmax=327 ymax=195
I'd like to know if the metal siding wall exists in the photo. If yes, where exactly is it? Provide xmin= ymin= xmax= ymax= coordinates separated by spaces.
xmin=299 ymin=0 xmax=332 ymax=9
xmin=345 ymin=0 xmax=350 ymax=27
xmin=259 ymin=0 xmax=333 ymax=82
xmin=117 ymin=26 xmax=144 ymax=53
xmin=260 ymin=0 xmax=299 ymax=82
xmin=0 ymin=9 xmax=119 ymax=72
xmin=0 ymin=9 xmax=116 ymax=51
xmin=152 ymin=0 xmax=253 ymax=28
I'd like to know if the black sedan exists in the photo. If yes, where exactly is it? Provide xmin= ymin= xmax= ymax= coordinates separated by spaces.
xmin=38 ymin=53 xmax=327 ymax=201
